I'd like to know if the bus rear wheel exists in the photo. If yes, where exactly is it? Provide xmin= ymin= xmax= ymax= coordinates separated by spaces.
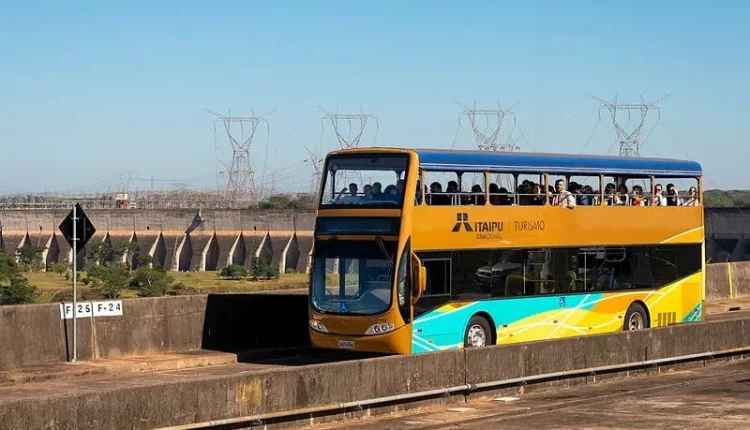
xmin=624 ymin=303 xmax=649 ymax=331
xmin=464 ymin=315 xmax=492 ymax=348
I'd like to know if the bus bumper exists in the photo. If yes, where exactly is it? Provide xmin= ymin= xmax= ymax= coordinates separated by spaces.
xmin=309 ymin=324 xmax=412 ymax=354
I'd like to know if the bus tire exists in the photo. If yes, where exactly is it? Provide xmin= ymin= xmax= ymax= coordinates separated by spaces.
xmin=623 ymin=302 xmax=649 ymax=331
xmin=464 ymin=315 xmax=492 ymax=348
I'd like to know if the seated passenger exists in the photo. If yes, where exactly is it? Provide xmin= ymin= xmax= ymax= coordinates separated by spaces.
xmin=446 ymin=181 xmax=460 ymax=205
xmin=470 ymin=184 xmax=485 ymax=205
xmin=429 ymin=181 xmax=449 ymax=205
xmin=498 ymin=187 xmax=513 ymax=205
xmin=488 ymin=183 xmax=501 ymax=205
xmin=363 ymin=184 xmax=374 ymax=200
xmin=666 ymin=183 xmax=683 ymax=206
xmin=583 ymin=185 xmax=595 ymax=205
xmin=372 ymin=182 xmax=383 ymax=199
xmin=571 ymin=182 xmax=590 ymax=205
xmin=652 ymin=184 xmax=666 ymax=206
xmin=631 ymin=185 xmax=646 ymax=206
xmin=531 ymin=183 xmax=546 ymax=205
xmin=552 ymin=179 xmax=576 ymax=208
xmin=602 ymin=183 xmax=616 ymax=205
xmin=335 ymin=183 xmax=359 ymax=203
xmin=684 ymin=186 xmax=700 ymax=206
xmin=615 ymin=184 xmax=630 ymax=205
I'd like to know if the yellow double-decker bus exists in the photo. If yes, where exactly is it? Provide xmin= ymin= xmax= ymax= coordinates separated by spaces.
xmin=308 ymin=148 xmax=705 ymax=354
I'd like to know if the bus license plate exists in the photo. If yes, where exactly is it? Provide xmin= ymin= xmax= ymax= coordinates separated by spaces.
xmin=338 ymin=340 xmax=354 ymax=349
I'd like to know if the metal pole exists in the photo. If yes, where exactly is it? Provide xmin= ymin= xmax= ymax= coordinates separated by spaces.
xmin=72 ymin=204 xmax=77 ymax=362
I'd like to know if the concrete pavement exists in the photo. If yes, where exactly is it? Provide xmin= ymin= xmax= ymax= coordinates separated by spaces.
xmin=316 ymin=359 xmax=750 ymax=430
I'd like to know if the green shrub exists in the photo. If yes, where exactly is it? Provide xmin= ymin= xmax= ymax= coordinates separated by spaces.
xmin=219 ymin=264 xmax=248 ymax=280
xmin=130 ymin=267 xmax=176 ymax=297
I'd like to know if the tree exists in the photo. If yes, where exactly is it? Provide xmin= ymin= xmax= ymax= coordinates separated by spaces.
xmin=15 ymin=244 xmax=46 ymax=272
xmin=219 ymin=264 xmax=248 ymax=280
xmin=0 ymin=251 xmax=36 ymax=305
xmin=84 ymin=263 xmax=131 ymax=299
xmin=130 ymin=267 xmax=176 ymax=297
xmin=87 ymin=241 xmax=136 ymax=266
xmin=249 ymin=258 xmax=279 ymax=280
xmin=50 ymin=261 xmax=70 ymax=278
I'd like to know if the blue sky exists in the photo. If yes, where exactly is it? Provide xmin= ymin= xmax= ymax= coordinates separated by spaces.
xmin=1 ymin=0 xmax=748 ymax=193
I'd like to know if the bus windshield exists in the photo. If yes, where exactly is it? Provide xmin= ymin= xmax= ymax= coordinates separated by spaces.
xmin=320 ymin=153 xmax=409 ymax=207
xmin=310 ymin=239 xmax=396 ymax=316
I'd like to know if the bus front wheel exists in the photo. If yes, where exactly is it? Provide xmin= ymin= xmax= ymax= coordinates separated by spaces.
xmin=624 ymin=303 xmax=649 ymax=331
xmin=464 ymin=315 xmax=492 ymax=348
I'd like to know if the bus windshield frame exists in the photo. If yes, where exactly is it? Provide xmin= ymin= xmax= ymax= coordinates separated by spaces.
xmin=309 ymin=238 xmax=397 ymax=317
xmin=319 ymin=152 xmax=411 ymax=209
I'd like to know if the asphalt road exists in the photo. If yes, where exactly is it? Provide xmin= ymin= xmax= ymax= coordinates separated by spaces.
xmin=317 ymin=360 xmax=750 ymax=430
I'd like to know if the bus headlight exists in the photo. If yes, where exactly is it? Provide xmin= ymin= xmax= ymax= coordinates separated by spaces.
xmin=365 ymin=323 xmax=395 ymax=335
xmin=309 ymin=320 xmax=329 ymax=333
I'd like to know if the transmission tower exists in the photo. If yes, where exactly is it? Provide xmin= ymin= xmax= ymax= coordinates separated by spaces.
xmin=589 ymin=95 xmax=665 ymax=157
xmin=304 ymin=146 xmax=324 ymax=195
xmin=457 ymin=101 xmax=519 ymax=152
xmin=319 ymin=107 xmax=379 ymax=149
xmin=206 ymin=108 xmax=273 ymax=206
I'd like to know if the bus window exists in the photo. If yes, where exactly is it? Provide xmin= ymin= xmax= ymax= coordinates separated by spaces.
xmin=568 ymin=176 xmax=601 ymax=206
xmin=488 ymin=173 xmax=515 ymax=206
xmin=515 ymin=174 xmax=546 ymax=206
xmin=422 ymin=258 xmax=450 ymax=296
xmin=458 ymin=172 xmax=486 ymax=206
xmin=320 ymin=153 xmax=408 ymax=207
xmin=424 ymin=171 xmax=460 ymax=205
xmin=450 ymin=250 xmax=493 ymax=299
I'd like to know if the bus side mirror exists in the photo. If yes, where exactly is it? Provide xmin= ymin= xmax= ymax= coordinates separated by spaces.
xmin=411 ymin=254 xmax=425 ymax=304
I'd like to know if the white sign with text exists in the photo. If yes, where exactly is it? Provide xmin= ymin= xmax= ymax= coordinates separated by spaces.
xmin=60 ymin=300 xmax=123 ymax=319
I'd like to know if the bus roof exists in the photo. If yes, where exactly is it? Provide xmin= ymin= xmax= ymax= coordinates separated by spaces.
xmin=414 ymin=148 xmax=702 ymax=177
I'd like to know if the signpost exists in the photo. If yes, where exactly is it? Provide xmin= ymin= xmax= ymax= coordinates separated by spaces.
xmin=58 ymin=203 xmax=96 ymax=362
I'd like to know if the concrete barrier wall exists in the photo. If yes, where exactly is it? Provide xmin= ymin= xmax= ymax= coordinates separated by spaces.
xmin=0 ymin=293 xmax=312 ymax=370
xmin=706 ymin=261 xmax=750 ymax=300
xmin=2 ymin=316 xmax=748 ymax=429
xmin=0 ymin=295 xmax=208 ymax=369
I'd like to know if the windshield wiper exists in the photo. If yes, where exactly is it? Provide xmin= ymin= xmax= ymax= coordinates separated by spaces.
xmin=375 ymin=236 xmax=393 ymax=278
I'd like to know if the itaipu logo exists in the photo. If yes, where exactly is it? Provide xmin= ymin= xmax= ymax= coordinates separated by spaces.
xmin=452 ymin=213 xmax=503 ymax=239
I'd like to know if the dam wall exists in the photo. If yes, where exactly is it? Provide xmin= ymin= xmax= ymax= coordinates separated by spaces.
xmin=0 ymin=209 xmax=315 ymax=273
xmin=2 ymin=207 xmax=750 ymax=272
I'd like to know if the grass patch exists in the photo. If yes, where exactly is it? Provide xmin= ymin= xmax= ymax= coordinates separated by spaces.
xmin=25 ymin=271 xmax=309 ymax=303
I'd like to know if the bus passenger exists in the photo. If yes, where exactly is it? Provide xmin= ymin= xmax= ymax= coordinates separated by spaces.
xmin=489 ymin=183 xmax=501 ymax=205
xmin=552 ymin=179 xmax=576 ymax=208
xmin=372 ymin=182 xmax=383 ymax=199
xmin=363 ymin=184 xmax=374 ymax=200
xmin=652 ymin=184 xmax=666 ymax=206
xmin=531 ymin=183 xmax=546 ymax=205
xmin=616 ymin=184 xmax=630 ymax=205
xmin=666 ymin=183 xmax=682 ymax=206
xmin=336 ymin=183 xmax=359 ymax=203
xmin=446 ymin=181 xmax=460 ymax=205
xmin=631 ymin=185 xmax=646 ymax=206
xmin=684 ymin=187 xmax=700 ymax=206
xmin=471 ymin=184 xmax=485 ymax=205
